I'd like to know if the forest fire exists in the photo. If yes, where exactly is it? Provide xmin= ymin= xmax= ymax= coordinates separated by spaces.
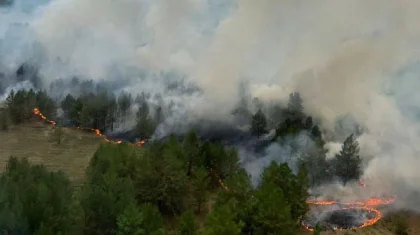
xmin=32 ymin=108 xmax=145 ymax=147
xmin=302 ymin=206 xmax=383 ymax=231
xmin=32 ymin=107 xmax=395 ymax=232
xmin=306 ymin=194 xmax=396 ymax=207
xmin=304 ymin=191 xmax=396 ymax=231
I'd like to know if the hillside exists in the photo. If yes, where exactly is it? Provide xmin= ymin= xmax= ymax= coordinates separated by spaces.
xmin=297 ymin=212 xmax=420 ymax=235
xmin=0 ymin=119 xmax=101 ymax=183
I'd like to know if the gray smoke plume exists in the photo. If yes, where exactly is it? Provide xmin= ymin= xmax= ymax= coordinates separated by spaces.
xmin=2 ymin=0 xmax=420 ymax=212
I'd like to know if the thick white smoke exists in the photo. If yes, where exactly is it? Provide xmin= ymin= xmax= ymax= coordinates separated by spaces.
xmin=2 ymin=0 xmax=420 ymax=211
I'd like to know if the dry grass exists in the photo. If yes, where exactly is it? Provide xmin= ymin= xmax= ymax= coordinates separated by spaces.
xmin=299 ymin=213 xmax=420 ymax=235
xmin=0 ymin=120 xmax=102 ymax=183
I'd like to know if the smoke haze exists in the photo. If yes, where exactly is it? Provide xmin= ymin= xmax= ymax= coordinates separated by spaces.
xmin=2 ymin=0 xmax=420 ymax=211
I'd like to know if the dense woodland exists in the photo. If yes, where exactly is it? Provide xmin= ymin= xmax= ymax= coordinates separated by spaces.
xmin=0 ymin=84 xmax=364 ymax=234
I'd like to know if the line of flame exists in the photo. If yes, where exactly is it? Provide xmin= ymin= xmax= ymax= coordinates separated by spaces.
xmin=213 ymin=165 xmax=395 ymax=232
xmin=304 ymin=182 xmax=396 ymax=232
xmin=33 ymin=108 xmax=145 ymax=147
xmin=303 ymin=206 xmax=383 ymax=232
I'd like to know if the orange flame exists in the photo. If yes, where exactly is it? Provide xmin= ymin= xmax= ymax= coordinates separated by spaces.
xmin=32 ymin=108 xmax=146 ymax=147
xmin=210 ymin=146 xmax=395 ymax=231
xmin=306 ymin=195 xmax=396 ymax=207
xmin=305 ymin=194 xmax=396 ymax=231
xmin=303 ymin=206 xmax=383 ymax=232
xmin=33 ymin=108 xmax=56 ymax=126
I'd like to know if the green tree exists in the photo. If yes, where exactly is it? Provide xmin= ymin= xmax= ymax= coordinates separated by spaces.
xmin=213 ymin=169 xmax=253 ymax=234
xmin=250 ymin=109 xmax=268 ymax=137
xmin=333 ymin=134 xmax=362 ymax=185
xmin=260 ymin=162 xmax=309 ymax=224
xmin=116 ymin=203 xmax=165 ymax=235
xmin=203 ymin=199 xmax=243 ymax=235
xmin=136 ymin=101 xmax=155 ymax=140
xmin=201 ymin=143 xmax=240 ymax=188
xmin=252 ymin=183 xmax=295 ymax=235
xmin=177 ymin=210 xmax=198 ymax=235
xmin=5 ymin=89 xmax=56 ymax=125
xmin=183 ymin=130 xmax=200 ymax=176
xmin=61 ymin=94 xmax=79 ymax=125
xmin=134 ymin=142 xmax=189 ymax=214
xmin=0 ymin=157 xmax=78 ymax=234
xmin=301 ymin=147 xmax=330 ymax=186
xmin=82 ymin=144 xmax=138 ymax=234
xmin=295 ymin=163 xmax=310 ymax=222
xmin=191 ymin=167 xmax=210 ymax=213
xmin=117 ymin=92 xmax=132 ymax=126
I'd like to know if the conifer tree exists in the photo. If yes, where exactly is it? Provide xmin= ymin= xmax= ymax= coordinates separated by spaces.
xmin=250 ymin=109 xmax=268 ymax=137
xmin=177 ymin=210 xmax=198 ymax=235
xmin=333 ymin=134 xmax=362 ymax=185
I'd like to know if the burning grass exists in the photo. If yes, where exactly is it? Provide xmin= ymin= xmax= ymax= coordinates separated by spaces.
xmin=0 ymin=107 xmax=148 ymax=183
xmin=304 ymin=194 xmax=396 ymax=232
xmin=303 ymin=207 xmax=381 ymax=231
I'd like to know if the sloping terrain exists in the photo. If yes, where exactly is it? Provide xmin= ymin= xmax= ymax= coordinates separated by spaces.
xmin=0 ymin=120 xmax=101 ymax=183
xmin=2 ymin=120 xmax=420 ymax=235
xmin=299 ymin=213 xmax=420 ymax=235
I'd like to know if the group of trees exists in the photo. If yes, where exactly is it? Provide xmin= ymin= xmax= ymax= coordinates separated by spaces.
xmin=2 ymin=89 xmax=161 ymax=140
xmin=0 ymin=86 xmax=366 ymax=233
xmin=0 ymin=130 xmax=310 ymax=234
xmin=4 ymin=89 xmax=55 ymax=126
xmin=249 ymin=92 xmax=322 ymax=144
xmin=249 ymin=92 xmax=362 ymax=186
xmin=1 ymin=88 xmax=363 ymax=187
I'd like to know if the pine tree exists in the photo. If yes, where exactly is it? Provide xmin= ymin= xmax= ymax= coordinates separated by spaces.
xmin=295 ymin=163 xmax=310 ymax=222
xmin=202 ymin=199 xmax=243 ymax=235
xmin=135 ymin=102 xmax=155 ymax=140
xmin=333 ymin=134 xmax=362 ymax=185
xmin=261 ymin=162 xmax=309 ymax=224
xmin=116 ymin=204 xmax=165 ymax=235
xmin=191 ymin=167 xmax=210 ymax=213
xmin=183 ymin=129 xmax=200 ymax=176
xmin=252 ymin=183 xmax=295 ymax=235
xmin=117 ymin=92 xmax=132 ymax=126
xmin=177 ymin=210 xmax=198 ymax=235
xmin=250 ymin=109 xmax=268 ymax=137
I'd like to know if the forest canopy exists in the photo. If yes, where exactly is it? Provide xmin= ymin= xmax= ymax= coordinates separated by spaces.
xmin=0 ymin=87 xmax=364 ymax=234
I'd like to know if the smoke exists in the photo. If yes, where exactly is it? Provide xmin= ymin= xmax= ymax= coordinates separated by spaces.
xmin=243 ymin=131 xmax=314 ymax=186
xmin=2 ymin=0 xmax=420 ymax=212
xmin=0 ymin=80 xmax=34 ymax=102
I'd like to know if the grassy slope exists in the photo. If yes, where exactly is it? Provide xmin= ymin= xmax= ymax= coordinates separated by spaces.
xmin=2 ymin=120 xmax=420 ymax=235
xmin=298 ymin=213 xmax=420 ymax=235
xmin=0 ymin=120 xmax=101 ymax=184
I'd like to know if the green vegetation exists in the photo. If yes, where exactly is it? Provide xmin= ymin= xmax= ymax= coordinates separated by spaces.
xmin=5 ymin=89 xmax=56 ymax=124
xmin=0 ymin=89 xmax=368 ymax=234
xmin=0 ymin=137 xmax=308 ymax=234
xmin=333 ymin=134 xmax=362 ymax=185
